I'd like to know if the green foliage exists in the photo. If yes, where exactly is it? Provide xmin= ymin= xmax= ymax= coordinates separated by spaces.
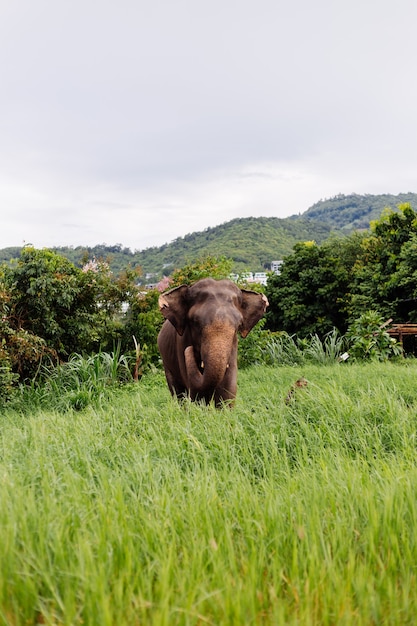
xmin=0 ymin=246 xmax=22 ymax=263
xmin=349 ymin=204 xmax=417 ymax=320
xmin=258 ymin=328 xmax=347 ymax=366
xmin=2 ymin=327 xmax=55 ymax=381
xmin=0 ymin=272 xmax=56 ymax=385
xmin=5 ymin=196 xmax=417 ymax=397
xmin=239 ymin=327 xmax=347 ymax=369
xmin=169 ymin=255 xmax=234 ymax=286
xmin=302 ymin=328 xmax=347 ymax=364
xmin=370 ymin=202 xmax=417 ymax=247
xmin=266 ymin=237 xmax=361 ymax=337
xmin=0 ymin=345 xmax=18 ymax=401
xmin=346 ymin=311 xmax=402 ymax=361
xmin=34 ymin=243 xmax=140 ymax=275
xmin=263 ymin=331 xmax=306 ymax=365
xmin=3 ymin=247 xmax=99 ymax=356
xmin=1 ymin=247 xmax=141 ymax=377
xmin=2 ymin=194 xmax=417 ymax=282
xmin=237 ymin=319 xmax=272 ymax=368
xmin=266 ymin=203 xmax=417 ymax=341
xmin=389 ymin=233 xmax=417 ymax=320
xmin=122 ymin=289 xmax=163 ymax=367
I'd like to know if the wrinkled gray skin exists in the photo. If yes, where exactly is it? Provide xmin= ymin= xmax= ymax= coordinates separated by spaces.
xmin=157 ymin=278 xmax=268 ymax=407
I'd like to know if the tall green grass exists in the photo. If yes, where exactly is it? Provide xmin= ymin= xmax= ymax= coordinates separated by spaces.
xmin=13 ymin=347 xmax=133 ymax=412
xmin=1 ymin=362 xmax=417 ymax=625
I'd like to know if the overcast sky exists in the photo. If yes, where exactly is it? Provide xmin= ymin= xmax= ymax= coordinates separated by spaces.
xmin=0 ymin=0 xmax=416 ymax=251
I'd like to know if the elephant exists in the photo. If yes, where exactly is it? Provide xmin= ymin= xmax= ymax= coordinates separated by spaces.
xmin=157 ymin=277 xmax=268 ymax=406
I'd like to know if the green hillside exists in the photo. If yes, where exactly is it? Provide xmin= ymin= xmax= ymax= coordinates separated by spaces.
xmin=301 ymin=192 xmax=417 ymax=231
xmin=135 ymin=216 xmax=332 ymax=277
xmin=2 ymin=192 xmax=416 ymax=278
xmin=0 ymin=217 xmax=332 ymax=278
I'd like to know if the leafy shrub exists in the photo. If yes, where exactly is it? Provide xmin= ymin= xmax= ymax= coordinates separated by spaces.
xmin=1 ymin=276 xmax=57 ymax=385
xmin=169 ymin=255 xmax=234 ymax=286
xmin=238 ymin=319 xmax=272 ymax=368
xmin=346 ymin=310 xmax=402 ymax=361
xmin=0 ymin=346 xmax=18 ymax=402
xmin=122 ymin=289 xmax=163 ymax=368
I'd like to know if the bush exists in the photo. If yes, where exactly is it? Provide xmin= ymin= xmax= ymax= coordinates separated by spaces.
xmin=169 ymin=255 xmax=234 ymax=286
xmin=346 ymin=311 xmax=402 ymax=361
xmin=238 ymin=319 xmax=272 ymax=368
xmin=0 ymin=346 xmax=18 ymax=402
xmin=122 ymin=289 xmax=163 ymax=369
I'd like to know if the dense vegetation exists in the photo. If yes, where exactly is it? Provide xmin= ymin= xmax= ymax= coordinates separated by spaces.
xmin=4 ymin=204 xmax=417 ymax=400
xmin=0 ymin=252 xmax=240 ymax=399
xmin=265 ymin=203 xmax=417 ymax=337
xmin=2 ymin=361 xmax=417 ymax=625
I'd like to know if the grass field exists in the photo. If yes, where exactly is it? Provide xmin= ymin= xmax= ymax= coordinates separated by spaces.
xmin=1 ymin=362 xmax=417 ymax=625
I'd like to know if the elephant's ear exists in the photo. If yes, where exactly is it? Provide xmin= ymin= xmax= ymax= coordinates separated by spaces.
xmin=239 ymin=290 xmax=269 ymax=338
xmin=158 ymin=285 xmax=189 ymax=336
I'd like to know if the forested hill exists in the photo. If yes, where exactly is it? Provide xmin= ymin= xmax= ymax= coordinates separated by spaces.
xmin=0 ymin=216 xmax=331 ymax=277
xmin=301 ymin=192 xmax=417 ymax=231
xmin=134 ymin=216 xmax=332 ymax=275
xmin=1 ymin=192 xmax=416 ymax=278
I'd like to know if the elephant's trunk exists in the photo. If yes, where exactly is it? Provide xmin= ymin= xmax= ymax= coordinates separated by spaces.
xmin=184 ymin=322 xmax=236 ymax=398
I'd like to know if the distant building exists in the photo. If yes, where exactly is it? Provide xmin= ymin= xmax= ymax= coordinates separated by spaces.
xmin=253 ymin=272 xmax=268 ymax=286
xmin=271 ymin=260 xmax=283 ymax=274
xmin=229 ymin=264 xmax=282 ymax=286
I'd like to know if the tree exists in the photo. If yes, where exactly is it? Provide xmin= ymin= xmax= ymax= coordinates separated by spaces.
xmin=349 ymin=204 xmax=417 ymax=321
xmin=122 ymin=289 xmax=163 ymax=367
xmin=266 ymin=204 xmax=417 ymax=338
xmin=2 ymin=247 xmax=140 ymax=360
xmin=0 ymin=269 xmax=56 ymax=381
xmin=266 ymin=236 xmax=362 ymax=337
xmin=169 ymin=255 xmax=234 ymax=287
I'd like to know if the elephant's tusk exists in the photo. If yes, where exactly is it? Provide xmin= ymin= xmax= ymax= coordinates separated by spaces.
xmin=201 ymin=361 xmax=204 ymax=369
xmin=226 ymin=363 xmax=229 ymax=369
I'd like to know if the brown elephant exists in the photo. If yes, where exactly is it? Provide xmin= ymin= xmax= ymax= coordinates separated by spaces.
xmin=157 ymin=277 xmax=268 ymax=406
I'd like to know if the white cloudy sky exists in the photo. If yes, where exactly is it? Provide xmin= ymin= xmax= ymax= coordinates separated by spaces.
xmin=0 ymin=0 xmax=416 ymax=251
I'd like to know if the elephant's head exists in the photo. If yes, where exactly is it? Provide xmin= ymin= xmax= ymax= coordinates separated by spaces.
xmin=158 ymin=278 xmax=268 ymax=399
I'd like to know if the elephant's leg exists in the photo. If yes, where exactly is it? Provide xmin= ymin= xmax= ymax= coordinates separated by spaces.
xmin=164 ymin=369 xmax=188 ymax=399
xmin=213 ymin=366 xmax=237 ymax=407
